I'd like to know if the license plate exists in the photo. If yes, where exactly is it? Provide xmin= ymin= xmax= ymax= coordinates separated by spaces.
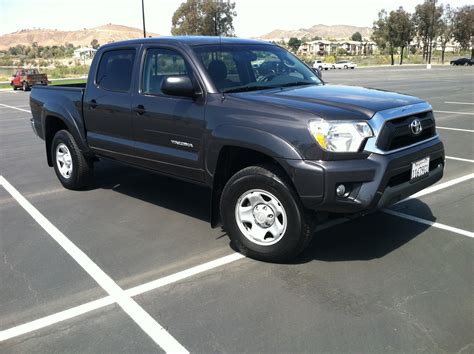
xmin=411 ymin=157 xmax=430 ymax=180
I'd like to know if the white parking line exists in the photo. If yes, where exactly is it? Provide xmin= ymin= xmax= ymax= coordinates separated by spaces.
xmin=0 ymin=297 xmax=115 ymax=342
xmin=445 ymin=101 xmax=474 ymax=105
xmin=383 ymin=209 xmax=474 ymax=238
xmin=402 ymin=173 xmax=474 ymax=201
xmin=446 ymin=156 xmax=474 ymax=163
xmin=0 ymin=104 xmax=29 ymax=109
xmin=434 ymin=110 xmax=474 ymax=116
xmin=0 ymin=103 xmax=30 ymax=113
xmin=0 ymin=176 xmax=188 ymax=353
xmin=437 ymin=126 xmax=474 ymax=133
xmin=126 ymin=253 xmax=245 ymax=297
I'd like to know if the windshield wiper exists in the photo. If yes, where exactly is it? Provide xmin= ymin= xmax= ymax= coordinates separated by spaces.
xmin=223 ymin=85 xmax=274 ymax=93
xmin=273 ymin=81 xmax=316 ymax=89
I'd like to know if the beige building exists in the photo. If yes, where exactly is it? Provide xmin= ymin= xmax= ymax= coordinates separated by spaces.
xmin=298 ymin=40 xmax=376 ymax=56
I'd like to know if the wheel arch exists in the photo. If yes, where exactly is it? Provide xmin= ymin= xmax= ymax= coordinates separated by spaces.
xmin=41 ymin=101 xmax=91 ymax=167
xmin=206 ymin=129 xmax=301 ymax=227
xmin=43 ymin=113 xmax=90 ymax=167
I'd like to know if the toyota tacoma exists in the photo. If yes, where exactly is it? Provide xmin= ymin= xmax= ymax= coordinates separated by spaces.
xmin=30 ymin=37 xmax=445 ymax=262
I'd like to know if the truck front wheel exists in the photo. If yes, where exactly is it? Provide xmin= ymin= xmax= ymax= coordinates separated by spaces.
xmin=220 ymin=164 xmax=315 ymax=262
xmin=51 ymin=130 xmax=93 ymax=190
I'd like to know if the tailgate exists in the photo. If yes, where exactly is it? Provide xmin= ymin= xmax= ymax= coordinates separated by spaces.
xmin=28 ymin=74 xmax=48 ymax=83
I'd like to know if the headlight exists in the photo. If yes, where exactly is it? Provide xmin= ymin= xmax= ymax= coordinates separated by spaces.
xmin=308 ymin=119 xmax=373 ymax=152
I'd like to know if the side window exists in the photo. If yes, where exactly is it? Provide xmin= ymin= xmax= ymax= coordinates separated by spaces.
xmin=142 ymin=48 xmax=190 ymax=95
xmin=96 ymin=49 xmax=135 ymax=92
xmin=198 ymin=51 xmax=241 ymax=90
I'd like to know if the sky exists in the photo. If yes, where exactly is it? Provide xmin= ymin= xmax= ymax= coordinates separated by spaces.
xmin=0 ymin=0 xmax=471 ymax=37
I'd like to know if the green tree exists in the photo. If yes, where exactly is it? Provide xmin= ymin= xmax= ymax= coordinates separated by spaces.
xmin=452 ymin=5 xmax=474 ymax=59
xmin=413 ymin=0 xmax=443 ymax=62
xmin=171 ymin=0 xmax=201 ymax=35
xmin=372 ymin=10 xmax=395 ymax=65
xmin=287 ymin=37 xmax=302 ymax=52
xmin=171 ymin=0 xmax=237 ymax=36
xmin=351 ymin=32 xmax=362 ymax=41
xmin=391 ymin=7 xmax=415 ymax=65
xmin=90 ymin=39 xmax=100 ymax=49
xmin=438 ymin=4 xmax=455 ymax=64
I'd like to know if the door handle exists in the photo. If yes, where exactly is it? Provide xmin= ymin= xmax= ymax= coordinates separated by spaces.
xmin=133 ymin=104 xmax=146 ymax=115
xmin=90 ymin=99 xmax=97 ymax=109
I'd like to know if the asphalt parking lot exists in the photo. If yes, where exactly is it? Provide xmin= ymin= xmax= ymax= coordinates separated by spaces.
xmin=1 ymin=65 xmax=473 ymax=353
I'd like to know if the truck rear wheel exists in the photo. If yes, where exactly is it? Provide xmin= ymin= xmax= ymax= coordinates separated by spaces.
xmin=51 ymin=130 xmax=93 ymax=190
xmin=220 ymin=164 xmax=315 ymax=262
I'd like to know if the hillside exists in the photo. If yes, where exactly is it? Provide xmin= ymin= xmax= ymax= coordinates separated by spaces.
xmin=258 ymin=24 xmax=372 ymax=41
xmin=0 ymin=24 xmax=160 ymax=50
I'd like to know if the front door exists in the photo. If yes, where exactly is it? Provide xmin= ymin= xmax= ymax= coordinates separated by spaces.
xmin=131 ymin=46 xmax=206 ymax=182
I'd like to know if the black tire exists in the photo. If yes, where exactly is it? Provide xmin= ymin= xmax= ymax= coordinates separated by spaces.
xmin=22 ymin=81 xmax=29 ymax=91
xmin=12 ymin=84 xmax=17 ymax=91
xmin=51 ymin=130 xmax=93 ymax=190
xmin=220 ymin=164 xmax=315 ymax=262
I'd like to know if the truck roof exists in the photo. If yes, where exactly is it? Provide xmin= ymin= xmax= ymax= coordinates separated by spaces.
xmin=100 ymin=36 xmax=272 ymax=49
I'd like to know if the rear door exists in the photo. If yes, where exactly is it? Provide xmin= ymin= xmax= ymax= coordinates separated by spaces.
xmin=130 ymin=45 xmax=206 ymax=182
xmin=83 ymin=46 xmax=138 ymax=160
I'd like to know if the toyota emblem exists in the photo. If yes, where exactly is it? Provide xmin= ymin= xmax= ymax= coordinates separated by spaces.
xmin=410 ymin=119 xmax=422 ymax=135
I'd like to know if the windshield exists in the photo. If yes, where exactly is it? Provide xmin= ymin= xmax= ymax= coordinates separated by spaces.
xmin=192 ymin=44 xmax=322 ymax=93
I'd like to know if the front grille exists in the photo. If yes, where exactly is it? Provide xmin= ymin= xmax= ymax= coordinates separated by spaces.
xmin=376 ymin=111 xmax=436 ymax=151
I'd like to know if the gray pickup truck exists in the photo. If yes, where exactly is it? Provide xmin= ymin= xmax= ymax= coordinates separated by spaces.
xmin=30 ymin=37 xmax=445 ymax=262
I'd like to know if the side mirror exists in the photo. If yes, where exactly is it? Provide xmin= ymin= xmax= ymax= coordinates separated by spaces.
xmin=312 ymin=67 xmax=322 ymax=79
xmin=161 ymin=76 xmax=199 ymax=98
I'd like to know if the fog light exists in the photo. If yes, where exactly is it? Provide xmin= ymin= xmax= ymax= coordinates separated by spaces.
xmin=336 ymin=184 xmax=346 ymax=197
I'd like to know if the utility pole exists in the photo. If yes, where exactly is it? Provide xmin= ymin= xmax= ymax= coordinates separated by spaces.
xmin=142 ymin=0 xmax=147 ymax=38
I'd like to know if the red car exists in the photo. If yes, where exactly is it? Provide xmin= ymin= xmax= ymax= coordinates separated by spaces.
xmin=10 ymin=68 xmax=49 ymax=91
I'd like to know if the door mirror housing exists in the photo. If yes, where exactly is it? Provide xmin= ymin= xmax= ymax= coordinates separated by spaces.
xmin=161 ymin=76 xmax=199 ymax=98
xmin=312 ymin=67 xmax=322 ymax=79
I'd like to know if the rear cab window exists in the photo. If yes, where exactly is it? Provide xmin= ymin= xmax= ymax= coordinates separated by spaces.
xmin=96 ymin=49 xmax=136 ymax=92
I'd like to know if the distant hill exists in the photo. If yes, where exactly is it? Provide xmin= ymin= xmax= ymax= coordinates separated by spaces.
xmin=0 ymin=24 xmax=160 ymax=50
xmin=258 ymin=24 xmax=372 ymax=41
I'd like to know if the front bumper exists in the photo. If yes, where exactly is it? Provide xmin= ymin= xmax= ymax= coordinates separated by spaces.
xmin=283 ymin=136 xmax=445 ymax=214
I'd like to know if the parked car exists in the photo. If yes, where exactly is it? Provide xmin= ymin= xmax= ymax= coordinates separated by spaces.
xmin=313 ymin=60 xmax=332 ymax=71
xmin=30 ymin=37 xmax=444 ymax=262
xmin=450 ymin=58 xmax=473 ymax=66
xmin=10 ymin=68 xmax=49 ymax=91
xmin=332 ymin=60 xmax=357 ymax=69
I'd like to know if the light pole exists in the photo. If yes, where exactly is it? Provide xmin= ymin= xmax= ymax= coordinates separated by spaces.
xmin=142 ymin=0 xmax=147 ymax=38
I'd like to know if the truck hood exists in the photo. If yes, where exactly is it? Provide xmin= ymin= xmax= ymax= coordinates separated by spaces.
xmin=234 ymin=84 xmax=424 ymax=120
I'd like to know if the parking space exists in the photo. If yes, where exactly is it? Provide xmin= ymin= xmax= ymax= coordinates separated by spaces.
xmin=0 ymin=189 xmax=105 ymax=329
xmin=1 ymin=66 xmax=473 ymax=353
